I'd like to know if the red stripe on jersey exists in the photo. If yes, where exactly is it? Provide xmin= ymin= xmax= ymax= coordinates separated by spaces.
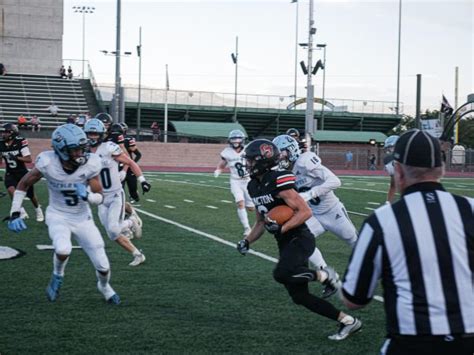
xmin=21 ymin=139 xmax=29 ymax=146
xmin=276 ymin=176 xmax=295 ymax=184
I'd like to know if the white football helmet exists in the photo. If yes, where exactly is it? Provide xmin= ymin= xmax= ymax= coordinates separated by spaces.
xmin=272 ymin=134 xmax=301 ymax=169
xmin=384 ymin=135 xmax=399 ymax=154
xmin=228 ymin=129 xmax=245 ymax=149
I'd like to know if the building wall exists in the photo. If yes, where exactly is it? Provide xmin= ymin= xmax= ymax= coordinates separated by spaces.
xmin=0 ymin=0 xmax=63 ymax=75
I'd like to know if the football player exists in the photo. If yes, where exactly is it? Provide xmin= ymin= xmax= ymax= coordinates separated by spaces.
xmin=84 ymin=119 xmax=151 ymax=266
xmin=383 ymin=135 xmax=399 ymax=203
xmin=0 ymin=123 xmax=44 ymax=221
xmin=7 ymin=124 xmax=120 ymax=304
xmin=286 ymin=127 xmax=309 ymax=152
xmin=236 ymin=139 xmax=361 ymax=341
xmin=214 ymin=130 xmax=254 ymax=236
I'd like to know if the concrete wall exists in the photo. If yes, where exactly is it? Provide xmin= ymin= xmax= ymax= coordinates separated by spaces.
xmin=0 ymin=0 xmax=63 ymax=75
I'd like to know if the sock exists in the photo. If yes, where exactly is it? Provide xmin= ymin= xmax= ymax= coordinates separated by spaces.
xmin=340 ymin=315 xmax=355 ymax=325
xmin=35 ymin=206 xmax=42 ymax=212
xmin=318 ymin=269 xmax=328 ymax=283
xmin=53 ymin=254 xmax=69 ymax=276
xmin=95 ymin=270 xmax=110 ymax=287
xmin=237 ymin=208 xmax=250 ymax=230
xmin=309 ymin=247 xmax=328 ymax=269
xmin=132 ymin=248 xmax=141 ymax=257
xmin=20 ymin=207 xmax=27 ymax=216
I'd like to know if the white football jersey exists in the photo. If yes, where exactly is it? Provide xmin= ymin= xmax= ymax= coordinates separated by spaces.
xmin=220 ymin=146 xmax=249 ymax=180
xmin=95 ymin=142 xmax=123 ymax=194
xmin=35 ymin=151 xmax=101 ymax=218
xmin=292 ymin=151 xmax=341 ymax=214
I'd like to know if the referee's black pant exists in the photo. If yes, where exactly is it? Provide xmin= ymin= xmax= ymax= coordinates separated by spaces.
xmin=273 ymin=229 xmax=340 ymax=321
xmin=122 ymin=170 xmax=139 ymax=201
xmin=382 ymin=334 xmax=474 ymax=355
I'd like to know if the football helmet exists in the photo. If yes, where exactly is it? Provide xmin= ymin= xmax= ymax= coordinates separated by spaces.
xmin=286 ymin=128 xmax=300 ymax=140
xmin=272 ymin=135 xmax=301 ymax=169
xmin=52 ymin=124 xmax=89 ymax=166
xmin=95 ymin=112 xmax=113 ymax=130
xmin=243 ymin=139 xmax=280 ymax=178
xmin=228 ymin=129 xmax=245 ymax=149
xmin=384 ymin=135 xmax=399 ymax=154
xmin=119 ymin=122 xmax=128 ymax=134
xmin=110 ymin=123 xmax=124 ymax=135
xmin=84 ymin=118 xmax=106 ymax=147
xmin=1 ymin=123 xmax=19 ymax=141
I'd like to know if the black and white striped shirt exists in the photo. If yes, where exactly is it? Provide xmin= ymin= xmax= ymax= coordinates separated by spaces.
xmin=342 ymin=182 xmax=474 ymax=336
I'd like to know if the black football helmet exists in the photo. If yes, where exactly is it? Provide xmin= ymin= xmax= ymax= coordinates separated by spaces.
xmin=95 ymin=112 xmax=113 ymax=131
xmin=119 ymin=122 xmax=128 ymax=134
xmin=243 ymin=139 xmax=280 ymax=178
xmin=110 ymin=123 xmax=124 ymax=135
xmin=1 ymin=123 xmax=19 ymax=141
xmin=286 ymin=128 xmax=300 ymax=139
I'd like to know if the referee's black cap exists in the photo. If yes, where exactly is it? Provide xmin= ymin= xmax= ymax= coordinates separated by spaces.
xmin=393 ymin=129 xmax=442 ymax=168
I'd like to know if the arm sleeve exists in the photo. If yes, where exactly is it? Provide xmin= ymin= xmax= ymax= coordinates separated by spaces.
xmin=342 ymin=215 xmax=383 ymax=306
xmin=133 ymin=149 xmax=142 ymax=163
xmin=20 ymin=139 xmax=31 ymax=157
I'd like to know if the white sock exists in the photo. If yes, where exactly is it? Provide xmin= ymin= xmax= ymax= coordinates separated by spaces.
xmin=237 ymin=208 xmax=250 ymax=230
xmin=132 ymin=248 xmax=141 ymax=257
xmin=20 ymin=207 xmax=27 ymax=215
xmin=95 ymin=270 xmax=110 ymax=287
xmin=340 ymin=315 xmax=355 ymax=325
xmin=53 ymin=254 xmax=69 ymax=276
xmin=35 ymin=206 xmax=42 ymax=212
xmin=309 ymin=247 xmax=327 ymax=269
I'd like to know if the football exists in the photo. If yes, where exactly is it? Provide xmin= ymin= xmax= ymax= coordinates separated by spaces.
xmin=266 ymin=205 xmax=295 ymax=225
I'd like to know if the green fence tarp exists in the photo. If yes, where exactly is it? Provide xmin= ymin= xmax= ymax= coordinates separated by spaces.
xmin=312 ymin=130 xmax=387 ymax=143
xmin=170 ymin=121 xmax=248 ymax=138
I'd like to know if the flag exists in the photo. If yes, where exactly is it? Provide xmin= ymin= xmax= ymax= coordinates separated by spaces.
xmin=440 ymin=95 xmax=453 ymax=116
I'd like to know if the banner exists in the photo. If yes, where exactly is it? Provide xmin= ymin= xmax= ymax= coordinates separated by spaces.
xmin=421 ymin=119 xmax=442 ymax=138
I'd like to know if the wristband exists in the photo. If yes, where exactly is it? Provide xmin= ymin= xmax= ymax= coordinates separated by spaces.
xmin=138 ymin=175 xmax=146 ymax=183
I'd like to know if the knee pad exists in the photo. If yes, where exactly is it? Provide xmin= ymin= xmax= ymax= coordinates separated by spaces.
xmin=54 ymin=239 xmax=72 ymax=256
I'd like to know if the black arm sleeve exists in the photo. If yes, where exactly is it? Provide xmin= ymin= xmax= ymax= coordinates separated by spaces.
xmin=133 ymin=149 xmax=142 ymax=163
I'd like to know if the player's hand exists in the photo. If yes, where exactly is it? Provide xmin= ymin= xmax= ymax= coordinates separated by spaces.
xmin=214 ymin=169 xmax=221 ymax=178
xmin=236 ymin=239 xmax=249 ymax=255
xmin=141 ymin=181 xmax=151 ymax=194
xmin=119 ymin=170 xmax=127 ymax=182
xmin=264 ymin=219 xmax=282 ymax=235
xmin=74 ymin=183 xmax=88 ymax=201
xmin=7 ymin=212 xmax=27 ymax=233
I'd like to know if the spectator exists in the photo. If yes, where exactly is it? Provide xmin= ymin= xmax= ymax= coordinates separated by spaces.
xmin=46 ymin=103 xmax=59 ymax=117
xmin=368 ymin=154 xmax=376 ymax=170
xmin=67 ymin=66 xmax=73 ymax=80
xmin=344 ymin=150 xmax=353 ymax=169
xmin=0 ymin=63 xmax=7 ymax=76
xmin=30 ymin=115 xmax=41 ymax=132
xmin=151 ymin=121 xmax=161 ymax=142
xmin=66 ymin=114 xmax=77 ymax=124
xmin=17 ymin=114 xmax=28 ymax=129
xmin=59 ymin=65 xmax=66 ymax=79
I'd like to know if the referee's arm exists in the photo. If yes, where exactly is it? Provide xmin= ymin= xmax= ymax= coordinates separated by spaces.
xmin=341 ymin=215 xmax=383 ymax=310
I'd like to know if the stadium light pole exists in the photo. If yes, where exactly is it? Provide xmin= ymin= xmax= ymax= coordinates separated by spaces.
xmin=291 ymin=0 xmax=299 ymax=103
xmin=305 ymin=0 xmax=316 ymax=140
xmin=136 ymin=26 xmax=142 ymax=141
xmin=317 ymin=43 xmax=326 ymax=130
xmin=73 ymin=6 xmax=95 ymax=79
xmin=231 ymin=36 xmax=239 ymax=122
xmin=114 ymin=0 xmax=122 ymax=123
xmin=395 ymin=0 xmax=402 ymax=116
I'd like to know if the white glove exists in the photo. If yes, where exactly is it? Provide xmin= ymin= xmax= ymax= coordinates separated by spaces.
xmin=119 ymin=170 xmax=127 ymax=182
xmin=214 ymin=169 xmax=221 ymax=178
xmin=299 ymin=190 xmax=314 ymax=202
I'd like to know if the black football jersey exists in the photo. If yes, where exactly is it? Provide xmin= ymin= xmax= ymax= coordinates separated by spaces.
xmin=0 ymin=136 xmax=30 ymax=174
xmin=107 ymin=133 xmax=125 ymax=146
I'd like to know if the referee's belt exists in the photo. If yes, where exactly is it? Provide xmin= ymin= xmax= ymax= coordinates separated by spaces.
xmin=391 ymin=333 xmax=474 ymax=342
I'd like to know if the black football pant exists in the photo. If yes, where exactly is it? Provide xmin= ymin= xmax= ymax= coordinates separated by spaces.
xmin=382 ymin=335 xmax=474 ymax=355
xmin=122 ymin=170 xmax=139 ymax=201
xmin=273 ymin=230 xmax=340 ymax=321
xmin=5 ymin=171 xmax=35 ymax=199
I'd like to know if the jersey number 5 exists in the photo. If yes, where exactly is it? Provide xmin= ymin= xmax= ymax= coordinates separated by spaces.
xmin=61 ymin=190 xmax=79 ymax=206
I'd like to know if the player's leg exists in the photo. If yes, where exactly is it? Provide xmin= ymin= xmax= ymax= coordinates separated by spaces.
xmin=45 ymin=212 xmax=73 ymax=301
xmin=231 ymin=179 xmax=251 ymax=235
xmin=319 ymin=202 xmax=358 ymax=248
xmin=126 ymin=171 xmax=139 ymax=202
xmin=71 ymin=219 xmax=120 ymax=304
xmin=123 ymin=201 xmax=142 ymax=239
xmin=25 ymin=183 xmax=44 ymax=222
xmin=5 ymin=173 xmax=28 ymax=219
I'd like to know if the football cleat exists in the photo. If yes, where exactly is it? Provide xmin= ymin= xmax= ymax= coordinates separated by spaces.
xmin=129 ymin=252 xmax=146 ymax=267
xmin=129 ymin=215 xmax=142 ymax=239
xmin=20 ymin=208 xmax=29 ymax=220
xmin=130 ymin=209 xmax=143 ymax=228
xmin=328 ymin=318 xmax=362 ymax=341
xmin=321 ymin=283 xmax=338 ymax=299
xmin=107 ymin=293 xmax=121 ymax=305
xmin=46 ymin=274 xmax=64 ymax=302
xmin=36 ymin=207 xmax=44 ymax=222
xmin=321 ymin=266 xmax=341 ymax=292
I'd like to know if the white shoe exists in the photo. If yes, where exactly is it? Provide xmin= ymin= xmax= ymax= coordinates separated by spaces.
xmin=131 ymin=209 xmax=143 ymax=228
xmin=36 ymin=207 xmax=44 ymax=222
xmin=129 ymin=215 xmax=142 ymax=239
xmin=328 ymin=318 xmax=362 ymax=341
xmin=20 ymin=208 xmax=29 ymax=220
xmin=129 ymin=252 xmax=146 ymax=267
xmin=243 ymin=228 xmax=251 ymax=236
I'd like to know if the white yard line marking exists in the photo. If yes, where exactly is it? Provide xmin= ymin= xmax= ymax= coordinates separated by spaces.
xmin=365 ymin=207 xmax=376 ymax=211
xmin=164 ymin=205 xmax=176 ymax=209
xmin=135 ymin=208 xmax=278 ymax=263
xmin=206 ymin=205 xmax=219 ymax=209
xmin=183 ymin=199 xmax=194 ymax=203
xmin=373 ymin=295 xmax=384 ymax=302
xmin=146 ymin=199 xmax=156 ymax=203
xmin=368 ymin=202 xmax=380 ymax=205
xmin=339 ymin=186 xmax=386 ymax=194
xmin=348 ymin=210 xmax=369 ymax=217
xmin=220 ymin=200 xmax=233 ymax=203
xmin=367 ymin=183 xmax=376 ymax=186
xmin=37 ymin=244 xmax=82 ymax=250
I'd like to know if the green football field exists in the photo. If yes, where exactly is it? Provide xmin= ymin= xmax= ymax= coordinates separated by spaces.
xmin=1 ymin=172 xmax=473 ymax=354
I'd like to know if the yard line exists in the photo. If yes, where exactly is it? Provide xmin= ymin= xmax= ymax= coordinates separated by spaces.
xmin=183 ymin=199 xmax=194 ymax=203
xmin=164 ymin=205 xmax=176 ymax=209
xmin=154 ymin=178 xmax=229 ymax=190
xmin=373 ymin=295 xmax=384 ymax=302
xmin=339 ymin=186 xmax=386 ymax=194
xmin=368 ymin=202 xmax=380 ymax=205
xmin=135 ymin=208 xmax=278 ymax=263
xmin=146 ymin=199 xmax=156 ymax=203
xmin=367 ymin=183 xmax=376 ymax=186
xmin=348 ymin=210 xmax=369 ymax=217
xmin=220 ymin=200 xmax=233 ymax=203
xmin=206 ymin=205 xmax=219 ymax=209
xmin=365 ymin=207 xmax=376 ymax=211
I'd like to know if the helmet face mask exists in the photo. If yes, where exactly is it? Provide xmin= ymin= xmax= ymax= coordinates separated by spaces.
xmin=1 ymin=123 xmax=19 ymax=141
xmin=384 ymin=135 xmax=399 ymax=154
xmin=286 ymin=128 xmax=300 ymax=141
xmin=243 ymin=139 xmax=280 ymax=178
xmin=52 ymin=124 xmax=89 ymax=167
xmin=272 ymin=135 xmax=301 ymax=169
xmin=110 ymin=123 xmax=124 ymax=135
xmin=228 ymin=129 xmax=245 ymax=149
xmin=84 ymin=119 xmax=106 ymax=147
xmin=95 ymin=113 xmax=113 ymax=131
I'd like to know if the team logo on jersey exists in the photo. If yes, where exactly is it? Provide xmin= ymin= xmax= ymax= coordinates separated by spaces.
xmin=260 ymin=144 xmax=274 ymax=159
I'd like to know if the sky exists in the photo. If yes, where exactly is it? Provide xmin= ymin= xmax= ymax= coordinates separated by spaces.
xmin=63 ymin=0 xmax=473 ymax=115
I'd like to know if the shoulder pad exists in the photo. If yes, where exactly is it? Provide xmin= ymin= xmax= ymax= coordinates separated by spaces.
xmin=106 ymin=141 xmax=122 ymax=156
xmin=35 ymin=151 xmax=54 ymax=172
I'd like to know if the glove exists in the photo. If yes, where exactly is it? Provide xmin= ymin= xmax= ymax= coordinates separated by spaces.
xmin=119 ymin=170 xmax=127 ymax=182
xmin=264 ymin=219 xmax=282 ymax=235
xmin=74 ymin=183 xmax=88 ymax=201
xmin=7 ymin=212 xmax=27 ymax=233
xmin=214 ymin=169 xmax=221 ymax=178
xmin=236 ymin=239 xmax=249 ymax=255
xmin=141 ymin=181 xmax=151 ymax=194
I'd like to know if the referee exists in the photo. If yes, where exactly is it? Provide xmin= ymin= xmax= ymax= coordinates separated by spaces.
xmin=341 ymin=129 xmax=474 ymax=354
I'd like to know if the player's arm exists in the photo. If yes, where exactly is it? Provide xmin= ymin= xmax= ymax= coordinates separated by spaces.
xmin=16 ymin=154 xmax=32 ymax=164
xmin=129 ymin=145 xmax=142 ymax=162
xmin=214 ymin=158 xmax=227 ymax=178
xmin=277 ymin=189 xmax=312 ymax=234
xmin=300 ymin=164 xmax=341 ymax=202
xmin=10 ymin=168 xmax=43 ymax=215
xmin=114 ymin=153 xmax=151 ymax=192
xmin=237 ymin=212 xmax=265 ymax=255
xmin=16 ymin=144 xmax=33 ymax=163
